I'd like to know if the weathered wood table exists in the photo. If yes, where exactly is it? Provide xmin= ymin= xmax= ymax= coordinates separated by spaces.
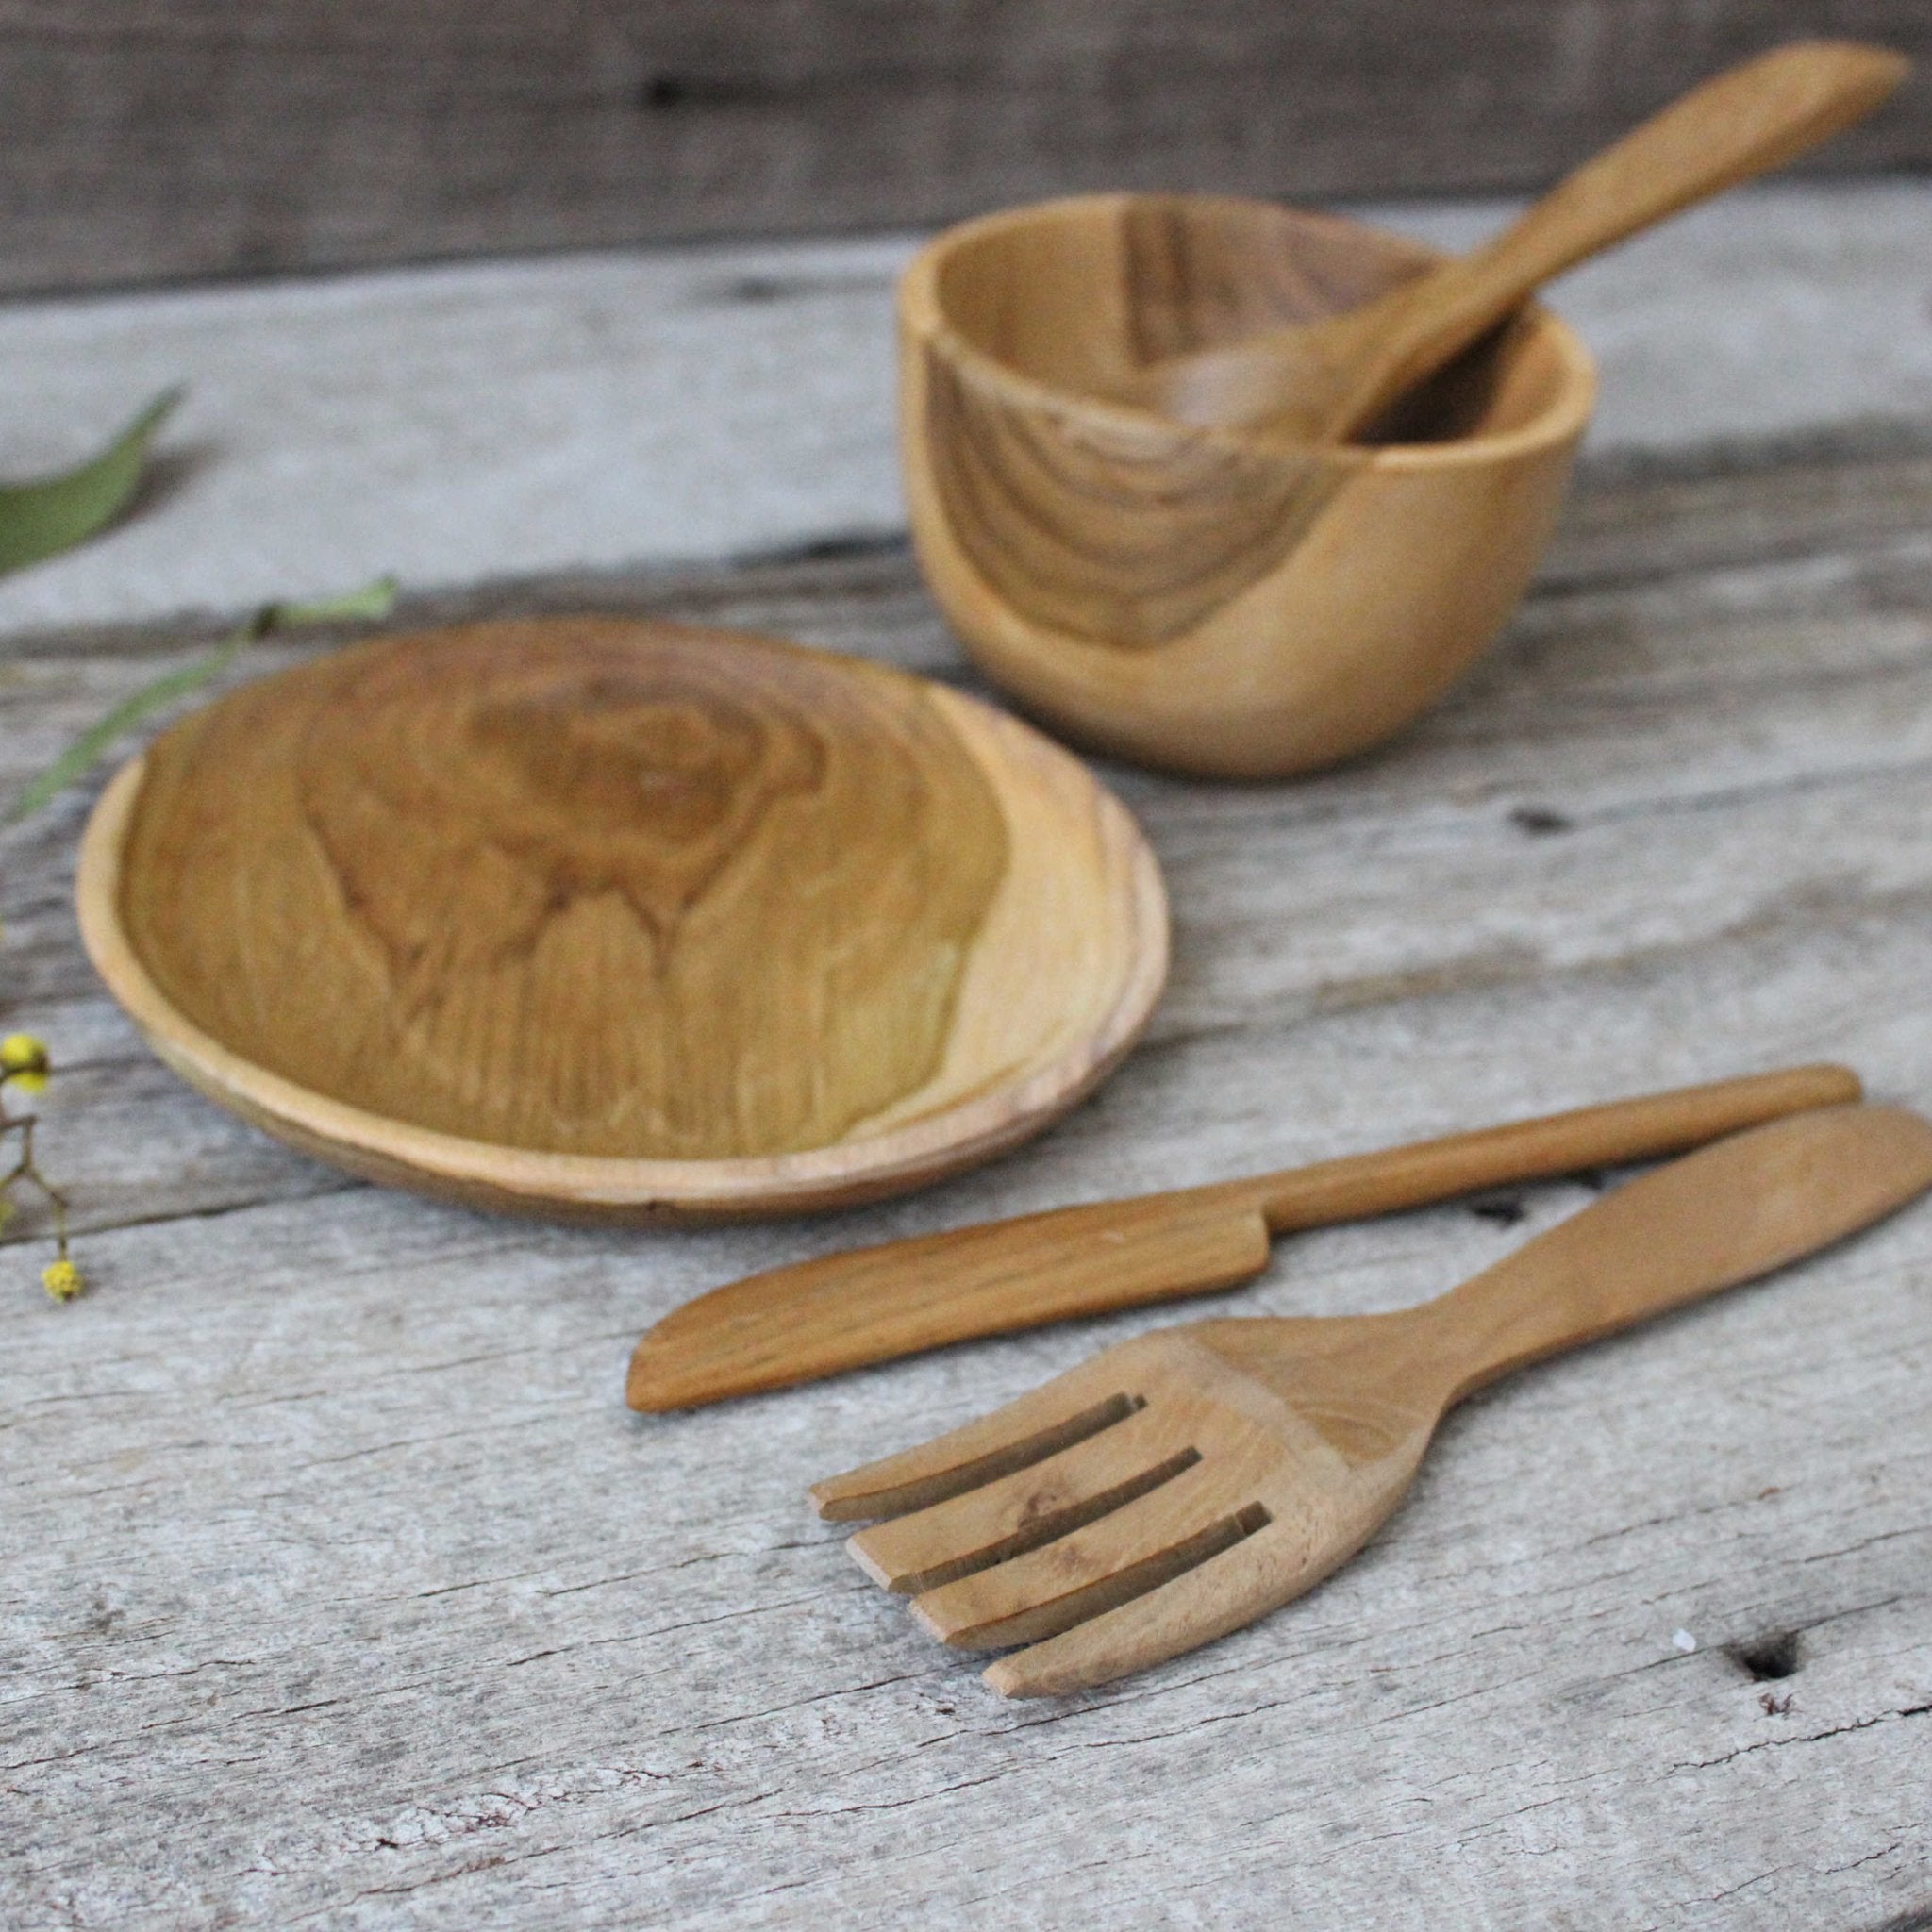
xmin=5 ymin=202 xmax=1931 ymax=1927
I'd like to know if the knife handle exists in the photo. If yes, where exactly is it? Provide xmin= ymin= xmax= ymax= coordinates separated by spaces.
xmin=1250 ymin=1063 xmax=1861 ymax=1231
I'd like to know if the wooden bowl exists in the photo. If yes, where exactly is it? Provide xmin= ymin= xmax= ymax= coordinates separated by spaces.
xmin=900 ymin=193 xmax=1598 ymax=778
xmin=76 ymin=616 xmax=1167 ymax=1223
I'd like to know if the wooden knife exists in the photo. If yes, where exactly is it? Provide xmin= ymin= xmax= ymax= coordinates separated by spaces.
xmin=626 ymin=1063 xmax=1860 ymax=1410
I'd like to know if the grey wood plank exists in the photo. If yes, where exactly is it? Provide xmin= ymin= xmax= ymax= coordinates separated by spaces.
xmin=0 ymin=2 xmax=1927 ymax=294
xmin=7 ymin=183 xmax=1932 ymax=637
xmin=5 ymin=428 xmax=1932 ymax=1238
xmin=3 ymin=432 xmax=1931 ymax=1927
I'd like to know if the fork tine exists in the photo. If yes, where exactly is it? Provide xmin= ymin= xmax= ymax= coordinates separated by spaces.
xmin=982 ymin=1508 xmax=1341 ymax=1698
xmin=846 ymin=1400 xmax=1201 ymax=1593
xmin=909 ymin=1454 xmax=1274 ymax=1648
xmin=808 ymin=1341 xmax=1165 ymax=1523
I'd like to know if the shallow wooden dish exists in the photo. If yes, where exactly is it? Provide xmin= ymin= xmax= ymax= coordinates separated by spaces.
xmin=77 ymin=616 xmax=1167 ymax=1223
xmin=900 ymin=193 xmax=1598 ymax=778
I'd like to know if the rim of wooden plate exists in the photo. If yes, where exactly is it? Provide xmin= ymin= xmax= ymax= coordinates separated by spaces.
xmin=75 ymin=678 xmax=1169 ymax=1224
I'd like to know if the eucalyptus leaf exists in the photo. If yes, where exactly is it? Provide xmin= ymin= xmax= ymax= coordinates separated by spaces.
xmin=6 ymin=575 xmax=397 ymax=825
xmin=0 ymin=388 xmax=184 ymax=578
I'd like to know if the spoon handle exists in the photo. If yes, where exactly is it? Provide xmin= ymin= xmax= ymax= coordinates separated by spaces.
xmin=1429 ymin=1104 xmax=1932 ymax=1405
xmin=1319 ymin=41 xmax=1907 ymax=440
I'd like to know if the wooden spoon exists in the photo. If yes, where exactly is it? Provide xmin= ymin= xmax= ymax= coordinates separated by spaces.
xmin=814 ymin=1103 xmax=1932 ymax=1695
xmin=76 ymin=616 xmax=1167 ymax=1222
xmin=1115 ymin=42 xmax=1907 ymax=436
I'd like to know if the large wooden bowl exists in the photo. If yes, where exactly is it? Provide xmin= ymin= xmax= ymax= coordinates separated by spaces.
xmin=76 ymin=617 xmax=1167 ymax=1223
xmin=900 ymin=193 xmax=1598 ymax=778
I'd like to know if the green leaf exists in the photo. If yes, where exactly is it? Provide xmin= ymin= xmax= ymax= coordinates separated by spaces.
xmin=6 ymin=574 xmax=398 ymax=825
xmin=0 ymin=388 xmax=184 ymax=578
xmin=272 ymin=576 xmax=400 ymax=627
xmin=7 ymin=636 xmax=250 ymax=826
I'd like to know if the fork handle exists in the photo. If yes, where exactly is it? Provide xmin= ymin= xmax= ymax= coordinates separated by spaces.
xmin=1426 ymin=1104 xmax=1932 ymax=1405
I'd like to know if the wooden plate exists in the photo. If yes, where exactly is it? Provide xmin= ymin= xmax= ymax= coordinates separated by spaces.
xmin=76 ymin=616 xmax=1167 ymax=1223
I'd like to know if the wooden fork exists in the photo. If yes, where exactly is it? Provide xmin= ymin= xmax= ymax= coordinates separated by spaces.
xmin=812 ymin=1105 xmax=1932 ymax=1697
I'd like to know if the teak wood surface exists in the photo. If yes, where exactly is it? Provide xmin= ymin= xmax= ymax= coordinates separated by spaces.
xmin=899 ymin=46 xmax=1905 ymax=781
xmin=7 ymin=417 xmax=1932 ymax=1926
xmin=75 ymin=615 xmax=1166 ymax=1220
xmin=819 ymin=1107 xmax=1932 ymax=1695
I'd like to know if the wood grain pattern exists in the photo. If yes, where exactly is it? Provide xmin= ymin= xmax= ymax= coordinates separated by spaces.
xmin=75 ymin=616 xmax=1168 ymax=1219
xmin=1124 ymin=42 xmax=1908 ymax=435
xmin=921 ymin=340 xmax=1350 ymax=651
xmin=902 ymin=194 xmax=1594 ymax=775
xmin=0 ymin=2 xmax=1928 ymax=296
xmin=7 ymin=425 xmax=1932 ymax=1927
xmin=625 ymin=1064 xmax=1863 ymax=1408
xmin=818 ymin=1106 xmax=1932 ymax=1694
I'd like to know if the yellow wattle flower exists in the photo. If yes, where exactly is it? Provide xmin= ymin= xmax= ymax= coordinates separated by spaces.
xmin=1 ymin=1032 xmax=51 ymax=1091
xmin=42 ymin=1257 xmax=82 ymax=1302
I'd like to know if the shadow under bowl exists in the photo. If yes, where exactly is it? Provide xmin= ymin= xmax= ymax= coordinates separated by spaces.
xmin=900 ymin=192 xmax=1597 ymax=779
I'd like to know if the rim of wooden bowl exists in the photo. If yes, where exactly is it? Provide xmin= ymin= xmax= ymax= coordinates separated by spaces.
xmin=900 ymin=191 xmax=1599 ymax=469
xmin=75 ymin=670 xmax=1169 ymax=1224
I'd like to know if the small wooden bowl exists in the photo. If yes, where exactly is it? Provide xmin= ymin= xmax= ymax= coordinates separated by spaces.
xmin=900 ymin=193 xmax=1598 ymax=778
xmin=77 ymin=617 xmax=1167 ymax=1223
